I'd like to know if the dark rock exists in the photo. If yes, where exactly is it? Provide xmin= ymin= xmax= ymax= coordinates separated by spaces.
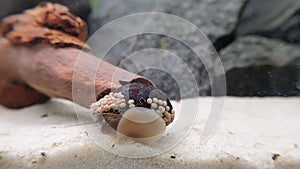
xmin=89 ymin=0 xmax=245 ymax=42
xmin=237 ymin=0 xmax=300 ymax=44
xmin=48 ymin=0 xmax=91 ymax=21
xmin=115 ymin=35 xmax=210 ymax=99
xmin=220 ymin=36 xmax=300 ymax=96
xmin=226 ymin=66 xmax=299 ymax=96
xmin=0 ymin=0 xmax=91 ymax=21
xmin=270 ymin=10 xmax=300 ymax=44
xmin=0 ymin=1 xmax=37 ymax=20
xmin=88 ymin=0 xmax=245 ymax=99
xmin=90 ymin=32 xmax=213 ymax=100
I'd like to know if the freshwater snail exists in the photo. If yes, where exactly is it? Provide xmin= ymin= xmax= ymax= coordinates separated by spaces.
xmin=90 ymin=83 xmax=175 ymax=145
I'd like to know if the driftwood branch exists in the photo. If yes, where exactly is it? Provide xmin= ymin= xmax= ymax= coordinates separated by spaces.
xmin=0 ymin=3 xmax=152 ymax=108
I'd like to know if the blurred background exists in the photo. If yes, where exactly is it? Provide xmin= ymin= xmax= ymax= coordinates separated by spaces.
xmin=1 ymin=0 xmax=299 ymax=99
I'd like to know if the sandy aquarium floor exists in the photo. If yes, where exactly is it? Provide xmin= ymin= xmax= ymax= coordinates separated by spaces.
xmin=0 ymin=97 xmax=299 ymax=169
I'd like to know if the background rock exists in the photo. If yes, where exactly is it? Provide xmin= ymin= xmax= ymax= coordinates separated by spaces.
xmin=3 ymin=1 xmax=300 ymax=98
xmin=0 ymin=0 xmax=37 ymax=20
xmin=0 ymin=0 xmax=91 ymax=21
xmin=115 ymin=35 xmax=210 ymax=99
xmin=220 ymin=36 xmax=300 ymax=96
xmin=237 ymin=0 xmax=300 ymax=44
xmin=88 ymin=0 xmax=245 ymax=99
xmin=89 ymin=0 xmax=245 ymax=42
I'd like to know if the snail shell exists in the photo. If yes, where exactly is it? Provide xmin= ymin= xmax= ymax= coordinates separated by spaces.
xmin=90 ymin=83 xmax=175 ymax=144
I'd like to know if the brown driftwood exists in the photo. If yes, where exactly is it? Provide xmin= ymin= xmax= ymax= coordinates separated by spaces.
xmin=0 ymin=3 xmax=153 ymax=108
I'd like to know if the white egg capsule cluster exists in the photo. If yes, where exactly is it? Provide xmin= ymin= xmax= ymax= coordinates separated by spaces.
xmin=90 ymin=92 xmax=127 ymax=117
xmin=146 ymin=97 xmax=175 ymax=125
xmin=90 ymin=93 xmax=175 ymax=126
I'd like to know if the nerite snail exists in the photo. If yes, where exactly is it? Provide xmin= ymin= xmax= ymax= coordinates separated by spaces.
xmin=90 ymin=83 xmax=175 ymax=145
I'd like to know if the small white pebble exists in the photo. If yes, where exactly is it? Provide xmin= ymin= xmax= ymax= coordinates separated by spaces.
xmin=117 ymin=93 xmax=125 ymax=99
xmin=120 ymin=103 xmax=126 ymax=108
xmin=165 ymin=112 xmax=171 ymax=118
xmin=153 ymin=98 xmax=158 ymax=103
xmin=103 ymin=105 xmax=109 ymax=111
xmin=163 ymin=101 xmax=167 ymax=106
xmin=159 ymin=106 xmax=165 ymax=112
xmin=116 ymin=99 xmax=125 ymax=105
xmin=163 ymin=111 xmax=168 ymax=116
xmin=147 ymin=98 xmax=152 ymax=104
xmin=171 ymin=109 xmax=175 ymax=114
xmin=158 ymin=100 xmax=163 ymax=105
xmin=166 ymin=106 xmax=170 ymax=111
xmin=151 ymin=103 xmax=157 ymax=109
xmin=129 ymin=104 xmax=135 ymax=108
xmin=110 ymin=103 xmax=116 ymax=109
xmin=107 ymin=98 xmax=114 ymax=102
xmin=128 ymin=99 xmax=135 ymax=104
xmin=115 ymin=101 xmax=122 ymax=106
xmin=167 ymin=116 xmax=171 ymax=122
xmin=171 ymin=112 xmax=175 ymax=117
xmin=99 ymin=99 xmax=106 ymax=104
